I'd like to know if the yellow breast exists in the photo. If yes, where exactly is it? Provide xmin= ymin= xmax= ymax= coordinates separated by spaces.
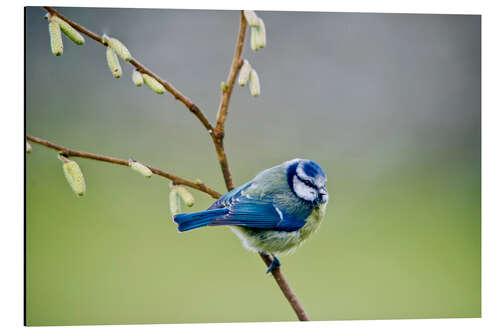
xmin=299 ymin=203 xmax=327 ymax=242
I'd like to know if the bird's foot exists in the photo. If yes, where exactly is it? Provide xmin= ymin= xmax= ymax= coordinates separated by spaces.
xmin=265 ymin=255 xmax=281 ymax=274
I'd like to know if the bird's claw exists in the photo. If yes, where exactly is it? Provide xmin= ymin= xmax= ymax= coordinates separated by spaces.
xmin=265 ymin=255 xmax=281 ymax=274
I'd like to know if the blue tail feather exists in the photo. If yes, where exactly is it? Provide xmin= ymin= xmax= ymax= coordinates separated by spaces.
xmin=173 ymin=208 xmax=229 ymax=232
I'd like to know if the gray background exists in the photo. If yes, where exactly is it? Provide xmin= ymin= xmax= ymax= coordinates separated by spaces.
xmin=26 ymin=7 xmax=480 ymax=325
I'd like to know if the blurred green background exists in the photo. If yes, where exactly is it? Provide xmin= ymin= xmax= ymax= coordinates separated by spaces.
xmin=25 ymin=7 xmax=480 ymax=325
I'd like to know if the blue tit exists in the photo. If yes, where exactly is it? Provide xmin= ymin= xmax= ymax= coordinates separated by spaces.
xmin=173 ymin=158 xmax=329 ymax=273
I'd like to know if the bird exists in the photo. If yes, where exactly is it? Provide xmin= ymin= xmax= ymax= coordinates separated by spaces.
xmin=173 ymin=158 xmax=329 ymax=273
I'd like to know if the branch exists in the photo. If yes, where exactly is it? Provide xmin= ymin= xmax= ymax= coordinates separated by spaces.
xmin=215 ymin=11 xmax=247 ymax=135
xmin=211 ymin=11 xmax=248 ymax=191
xmin=259 ymin=253 xmax=310 ymax=321
xmin=43 ymin=6 xmax=214 ymax=134
xmin=26 ymin=135 xmax=221 ymax=199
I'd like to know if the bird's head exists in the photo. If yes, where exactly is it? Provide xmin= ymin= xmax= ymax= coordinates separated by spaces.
xmin=285 ymin=159 xmax=328 ymax=206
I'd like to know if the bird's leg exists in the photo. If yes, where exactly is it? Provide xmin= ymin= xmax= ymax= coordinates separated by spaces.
xmin=265 ymin=254 xmax=281 ymax=274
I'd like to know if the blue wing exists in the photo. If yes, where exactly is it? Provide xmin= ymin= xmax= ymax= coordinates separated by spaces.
xmin=208 ymin=181 xmax=306 ymax=231
xmin=174 ymin=181 xmax=306 ymax=232
xmin=210 ymin=196 xmax=283 ymax=228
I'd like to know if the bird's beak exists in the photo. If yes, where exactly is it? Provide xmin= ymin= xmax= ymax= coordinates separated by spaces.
xmin=318 ymin=187 xmax=328 ymax=203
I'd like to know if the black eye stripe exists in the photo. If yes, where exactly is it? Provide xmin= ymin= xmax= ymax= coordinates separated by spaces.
xmin=297 ymin=176 xmax=317 ymax=189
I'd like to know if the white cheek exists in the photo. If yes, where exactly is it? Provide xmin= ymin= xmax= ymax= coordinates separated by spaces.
xmin=293 ymin=176 xmax=317 ymax=201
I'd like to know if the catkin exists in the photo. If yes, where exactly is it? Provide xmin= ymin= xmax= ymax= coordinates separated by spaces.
xmin=48 ymin=21 xmax=63 ymax=56
xmin=238 ymin=59 xmax=252 ymax=86
xmin=51 ymin=16 xmax=85 ymax=45
xmin=132 ymin=70 xmax=144 ymax=86
xmin=26 ymin=142 xmax=32 ymax=154
xmin=106 ymin=47 xmax=122 ymax=78
xmin=169 ymin=186 xmax=181 ymax=216
xmin=129 ymin=159 xmax=152 ymax=178
xmin=255 ymin=18 xmax=266 ymax=49
xmin=243 ymin=10 xmax=260 ymax=27
xmin=143 ymin=74 xmax=165 ymax=94
xmin=106 ymin=37 xmax=132 ymax=61
xmin=62 ymin=159 xmax=86 ymax=197
xmin=249 ymin=69 xmax=260 ymax=96
xmin=176 ymin=186 xmax=195 ymax=207
xmin=250 ymin=27 xmax=259 ymax=51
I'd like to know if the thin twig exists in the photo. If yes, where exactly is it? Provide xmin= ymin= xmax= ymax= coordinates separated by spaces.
xmin=215 ymin=10 xmax=247 ymax=135
xmin=43 ymin=6 xmax=214 ymax=134
xmin=211 ymin=11 xmax=248 ymax=191
xmin=259 ymin=253 xmax=310 ymax=321
xmin=27 ymin=135 xmax=221 ymax=199
xmin=211 ymin=136 xmax=234 ymax=191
